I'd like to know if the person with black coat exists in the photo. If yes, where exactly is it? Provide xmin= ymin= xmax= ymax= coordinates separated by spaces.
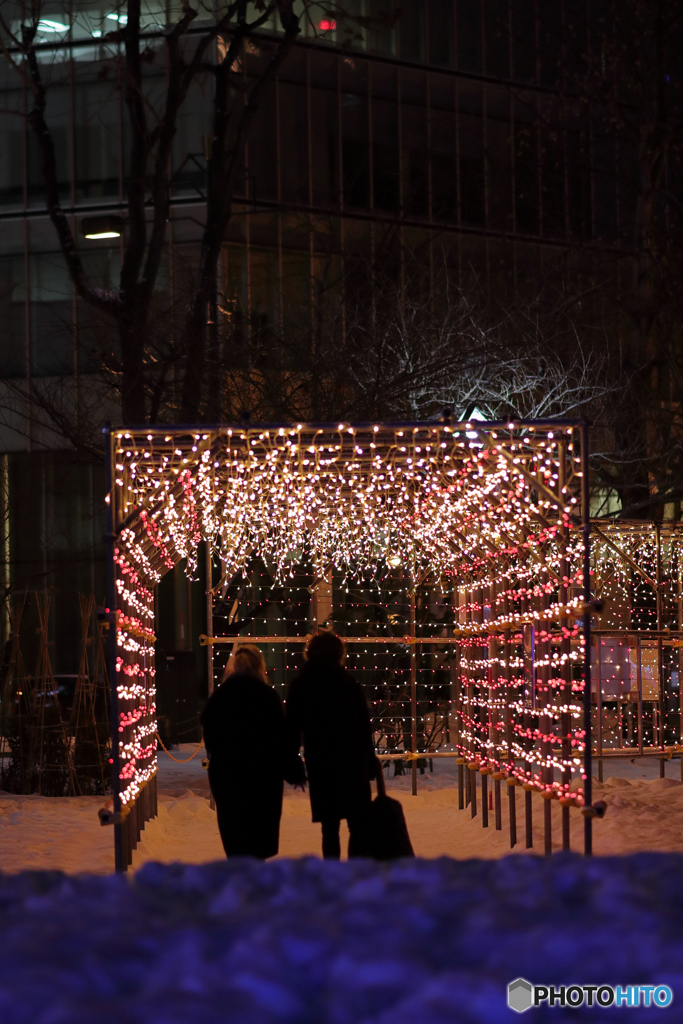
xmin=285 ymin=631 xmax=377 ymax=859
xmin=201 ymin=644 xmax=303 ymax=859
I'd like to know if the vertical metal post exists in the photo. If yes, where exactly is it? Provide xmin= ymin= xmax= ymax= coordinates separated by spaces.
xmin=561 ymin=788 xmax=570 ymax=852
xmin=306 ymin=48 xmax=314 ymax=326
xmin=617 ymin=694 xmax=623 ymax=750
xmin=597 ymin=638 xmax=603 ymax=781
xmin=481 ymin=771 xmax=488 ymax=828
xmin=275 ymin=73 xmax=284 ymax=337
xmin=508 ymin=779 xmax=517 ymax=847
xmin=336 ymin=58 xmax=346 ymax=343
xmin=22 ymin=81 xmax=31 ymax=452
xmin=525 ymin=788 xmax=533 ymax=848
xmin=68 ymin=53 xmax=79 ymax=423
xmin=558 ymin=438 xmax=570 ymax=850
xmin=426 ymin=69 xmax=434 ymax=299
xmin=475 ymin=584 xmax=484 ymax=777
xmin=466 ymin=586 xmax=474 ymax=779
xmin=410 ymin=589 xmax=417 ymax=796
xmin=243 ymin=44 xmax=252 ymax=350
xmin=581 ymin=419 xmax=593 ymax=856
xmin=454 ymin=643 xmax=461 ymax=755
xmin=397 ymin=69 xmax=405 ymax=297
xmin=637 ymin=634 xmax=643 ymax=756
xmin=656 ymin=522 xmax=664 ymax=750
xmin=0 ymin=454 xmax=10 ymax=647
xmin=503 ymin=600 xmax=512 ymax=771
xmin=104 ymin=424 xmax=123 ymax=872
xmin=367 ymin=62 xmax=376 ymax=339
xmin=539 ymin=583 xmax=553 ymax=824
xmin=543 ymin=795 xmax=552 ymax=857
xmin=678 ymin=551 xmax=683 ymax=746
xmin=205 ymin=542 xmax=214 ymax=695
xmin=454 ymin=76 xmax=462 ymax=283
xmin=494 ymin=774 xmax=502 ymax=830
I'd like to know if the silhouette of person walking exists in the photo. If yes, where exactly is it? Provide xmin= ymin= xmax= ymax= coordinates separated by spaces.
xmin=201 ymin=644 xmax=302 ymax=858
xmin=286 ymin=632 xmax=376 ymax=859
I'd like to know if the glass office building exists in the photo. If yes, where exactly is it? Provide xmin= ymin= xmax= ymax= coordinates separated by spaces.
xmin=0 ymin=1 xmax=623 ymax=668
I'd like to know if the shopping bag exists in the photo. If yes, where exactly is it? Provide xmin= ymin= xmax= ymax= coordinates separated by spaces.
xmin=369 ymin=759 xmax=415 ymax=859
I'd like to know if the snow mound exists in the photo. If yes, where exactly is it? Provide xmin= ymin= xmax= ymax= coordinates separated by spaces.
xmin=1 ymin=855 xmax=682 ymax=1022
xmin=646 ymin=777 xmax=682 ymax=792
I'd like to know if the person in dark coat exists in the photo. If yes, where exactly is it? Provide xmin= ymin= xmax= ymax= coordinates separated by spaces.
xmin=285 ymin=631 xmax=377 ymax=859
xmin=201 ymin=644 xmax=303 ymax=859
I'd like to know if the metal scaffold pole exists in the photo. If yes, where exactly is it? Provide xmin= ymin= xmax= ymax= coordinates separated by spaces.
xmin=410 ymin=589 xmax=417 ymax=797
xmin=205 ymin=543 xmax=214 ymax=695
xmin=104 ymin=423 xmax=123 ymax=872
xmin=581 ymin=420 xmax=593 ymax=856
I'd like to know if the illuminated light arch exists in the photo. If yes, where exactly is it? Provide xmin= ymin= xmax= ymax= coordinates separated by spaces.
xmin=102 ymin=419 xmax=683 ymax=869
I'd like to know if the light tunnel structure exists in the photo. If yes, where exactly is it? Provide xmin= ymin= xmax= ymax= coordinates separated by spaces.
xmin=104 ymin=418 xmax=683 ymax=868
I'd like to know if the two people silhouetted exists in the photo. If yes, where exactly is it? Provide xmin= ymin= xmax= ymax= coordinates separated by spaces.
xmin=201 ymin=632 xmax=376 ymax=860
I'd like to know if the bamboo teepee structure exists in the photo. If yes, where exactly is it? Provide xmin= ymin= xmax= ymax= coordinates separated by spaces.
xmin=70 ymin=594 xmax=110 ymax=795
xmin=0 ymin=591 xmax=110 ymax=796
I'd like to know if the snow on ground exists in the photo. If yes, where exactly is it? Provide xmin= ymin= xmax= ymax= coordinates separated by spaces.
xmin=3 ymin=751 xmax=683 ymax=1022
xmin=1 ymin=854 xmax=682 ymax=1023
xmin=0 ymin=792 xmax=114 ymax=873
xmin=2 ymin=748 xmax=683 ymax=872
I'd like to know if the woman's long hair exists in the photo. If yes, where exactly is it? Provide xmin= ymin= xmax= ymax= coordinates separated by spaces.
xmin=223 ymin=643 xmax=267 ymax=682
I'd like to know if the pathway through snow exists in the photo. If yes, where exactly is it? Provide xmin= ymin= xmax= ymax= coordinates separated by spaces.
xmin=2 ymin=748 xmax=683 ymax=872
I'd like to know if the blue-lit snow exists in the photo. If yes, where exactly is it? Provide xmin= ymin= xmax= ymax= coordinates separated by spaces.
xmin=0 ymin=854 xmax=681 ymax=1023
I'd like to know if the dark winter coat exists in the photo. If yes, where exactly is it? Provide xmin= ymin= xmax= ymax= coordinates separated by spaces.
xmin=285 ymin=660 xmax=376 ymax=822
xmin=201 ymin=671 xmax=293 ymax=859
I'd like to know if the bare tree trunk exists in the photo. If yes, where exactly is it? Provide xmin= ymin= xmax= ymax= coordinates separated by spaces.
xmin=118 ymin=292 xmax=149 ymax=424
xmin=180 ymin=14 xmax=300 ymax=421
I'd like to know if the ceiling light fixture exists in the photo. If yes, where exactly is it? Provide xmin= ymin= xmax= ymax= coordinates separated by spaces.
xmin=38 ymin=19 xmax=70 ymax=32
xmin=81 ymin=215 xmax=125 ymax=240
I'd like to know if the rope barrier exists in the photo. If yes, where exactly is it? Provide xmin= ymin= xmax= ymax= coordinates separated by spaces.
xmin=155 ymin=732 xmax=204 ymax=763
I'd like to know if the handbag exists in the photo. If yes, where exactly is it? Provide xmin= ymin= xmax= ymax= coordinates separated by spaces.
xmin=369 ymin=759 xmax=415 ymax=859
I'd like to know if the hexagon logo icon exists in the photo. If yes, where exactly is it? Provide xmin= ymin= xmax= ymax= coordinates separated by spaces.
xmin=508 ymin=978 xmax=533 ymax=1013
